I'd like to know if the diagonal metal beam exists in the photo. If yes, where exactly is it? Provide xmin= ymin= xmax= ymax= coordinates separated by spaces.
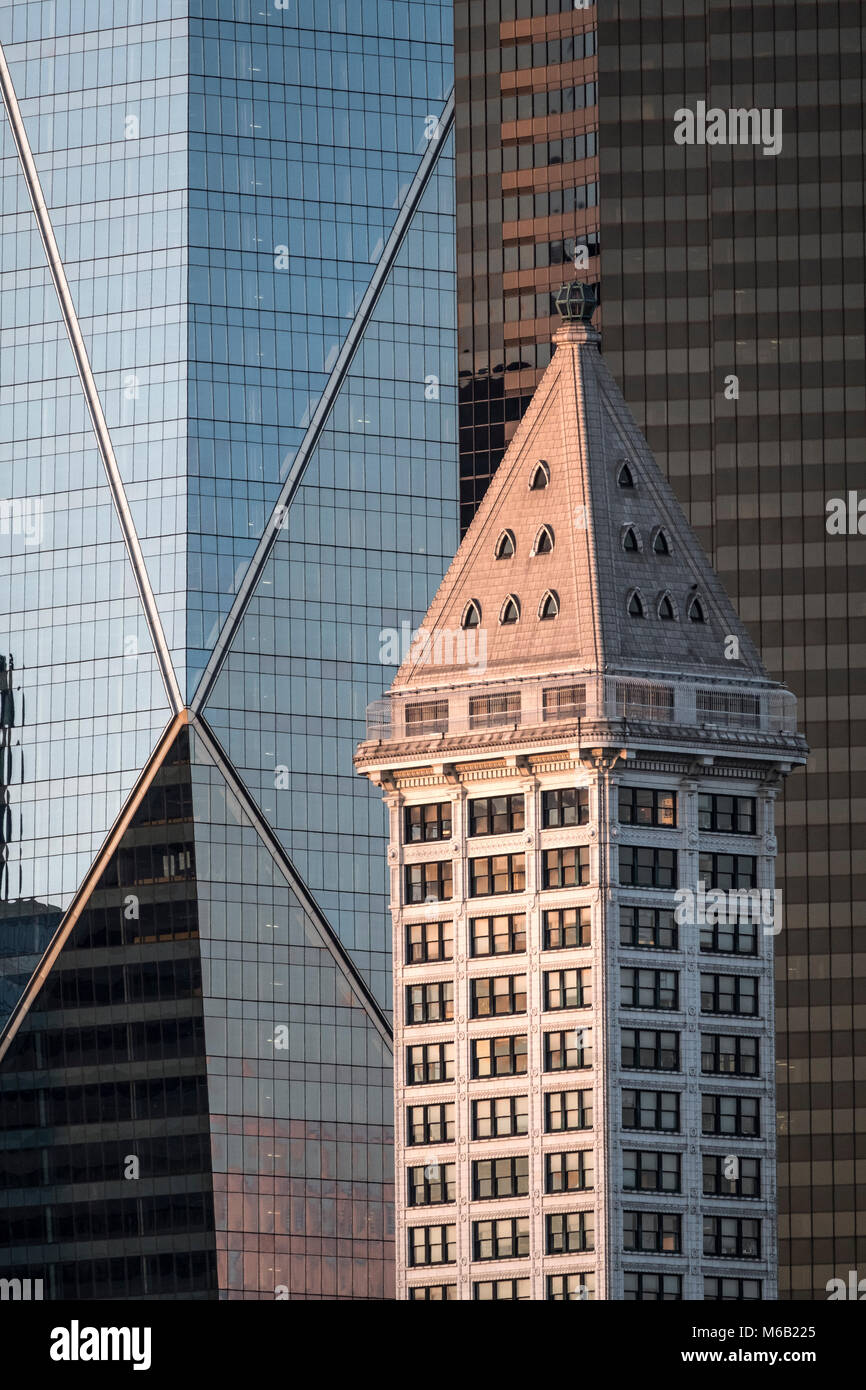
xmin=190 ymin=91 xmax=455 ymax=715
xmin=0 ymin=42 xmax=183 ymax=715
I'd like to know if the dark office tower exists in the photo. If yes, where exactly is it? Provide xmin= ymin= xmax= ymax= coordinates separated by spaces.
xmin=0 ymin=1 xmax=455 ymax=1298
xmin=454 ymin=0 xmax=600 ymax=533
xmin=596 ymin=1 xmax=866 ymax=1298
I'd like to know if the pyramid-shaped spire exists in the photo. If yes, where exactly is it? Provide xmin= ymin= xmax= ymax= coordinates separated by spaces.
xmin=393 ymin=288 xmax=766 ymax=692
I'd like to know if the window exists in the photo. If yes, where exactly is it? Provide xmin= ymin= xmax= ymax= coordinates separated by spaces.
xmin=702 ymin=1095 xmax=760 ymax=1138
xmin=406 ymin=1043 xmax=454 ymax=1086
xmin=471 ymin=974 xmax=527 ymax=1018
xmin=545 ymin=1150 xmax=594 ymax=1193
xmin=538 ymin=589 xmax=560 ymax=619
xmin=701 ymin=1034 xmax=759 ymax=1077
xmin=627 ymin=590 xmax=645 ymax=618
xmin=624 ymin=1210 xmax=681 ymax=1254
xmin=619 ymin=846 xmax=677 ymax=888
xmin=407 ymin=1163 xmax=456 ymax=1207
xmin=622 ymin=1089 xmax=679 ymax=1132
xmin=533 ymin=525 xmax=554 ymax=554
xmin=406 ymin=919 xmax=454 ymax=965
xmin=544 ymin=968 xmax=592 ymax=1010
xmin=472 ymin=1218 xmax=529 ymax=1263
xmin=543 ymin=787 xmax=589 ymax=827
xmin=530 ymin=460 xmax=550 ymax=489
xmin=700 ymin=973 xmax=759 ymax=1017
xmin=543 ymin=845 xmax=590 ymax=888
xmin=472 ymin=1155 xmax=529 ymax=1200
xmin=546 ymin=1211 xmax=594 ymax=1254
xmin=470 ymin=854 xmax=526 ymax=897
xmin=501 ymin=29 xmax=598 ymax=69
xmin=404 ymin=802 xmax=451 ymax=843
xmin=704 ymin=1277 xmax=762 ymax=1301
xmin=621 ymin=968 xmax=679 ymax=1011
xmin=542 ymin=683 xmax=585 ymax=720
xmin=405 ymin=699 xmax=448 ymax=736
xmin=547 ymin=1273 xmax=595 ymax=1300
xmin=469 ymin=692 xmax=521 ymax=730
xmin=620 ymin=906 xmax=677 ymax=950
xmin=699 ymin=853 xmax=757 ymax=890
xmin=617 ymin=462 xmax=634 ymax=488
xmin=703 ymin=1155 xmax=761 ymax=1198
xmin=408 ymin=1284 xmax=457 ymax=1300
xmin=495 ymin=529 xmax=515 ymax=559
xmin=623 ymin=1150 xmax=681 ymax=1193
xmin=658 ymin=593 xmax=676 ymax=620
xmin=704 ymin=1216 xmax=761 ymax=1260
xmin=473 ymin=1278 xmax=531 ymax=1301
xmin=700 ymin=916 xmax=758 ymax=956
xmin=652 ymin=528 xmax=671 ymax=555
xmin=406 ymin=981 xmax=453 ymax=1025
xmin=697 ymin=689 xmax=761 ymax=728
xmin=544 ymin=1028 xmax=592 ymax=1071
xmin=624 ymin=1272 xmax=682 ymax=1301
xmin=461 ymin=600 xmax=481 ymax=629
xmin=407 ymin=1102 xmax=455 ymax=1146
xmin=472 ymin=1095 xmax=528 ymax=1140
xmin=618 ymin=786 xmax=677 ymax=828
xmin=621 ymin=1029 xmax=679 ymax=1072
xmin=698 ymin=793 xmax=756 ymax=835
xmin=622 ymin=526 xmax=639 ymax=552
xmin=616 ymin=682 xmax=674 ymax=721
xmin=688 ymin=596 xmax=706 ymax=622
xmin=544 ymin=905 xmax=591 ymax=949
xmin=471 ymin=913 xmax=526 ymax=957
xmin=471 ymin=1034 xmax=528 ymax=1079
xmin=545 ymin=1088 xmax=593 ymax=1132
xmin=408 ymin=1223 xmax=456 ymax=1267
xmin=404 ymin=861 xmax=452 ymax=904
xmin=470 ymin=794 xmax=525 ymax=836
xmin=500 ymin=595 xmax=520 ymax=625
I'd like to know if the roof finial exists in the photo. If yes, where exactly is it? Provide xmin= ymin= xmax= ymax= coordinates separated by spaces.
xmin=555 ymin=280 xmax=598 ymax=324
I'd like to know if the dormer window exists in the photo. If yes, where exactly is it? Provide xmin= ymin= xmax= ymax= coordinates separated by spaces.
xmin=658 ymin=592 xmax=677 ymax=620
xmin=500 ymin=595 xmax=521 ymax=625
xmin=462 ymin=600 xmax=482 ymax=629
xmin=617 ymin=462 xmax=635 ymax=488
xmin=533 ymin=525 xmax=554 ymax=555
xmin=530 ymin=460 xmax=550 ymax=490
xmin=688 ymin=595 xmax=706 ymax=623
xmin=495 ymin=529 xmax=515 ymax=559
xmin=652 ymin=527 xmax=671 ymax=555
xmin=622 ymin=526 xmax=640 ymax=552
xmin=627 ymin=589 xmax=645 ymax=618
xmin=539 ymin=590 xmax=560 ymax=620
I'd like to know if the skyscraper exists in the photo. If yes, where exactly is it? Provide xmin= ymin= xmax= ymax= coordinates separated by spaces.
xmin=0 ymin=1 xmax=455 ymax=1300
xmin=355 ymin=285 xmax=806 ymax=1300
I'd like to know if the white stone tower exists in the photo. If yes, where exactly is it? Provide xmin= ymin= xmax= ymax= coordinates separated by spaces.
xmin=355 ymin=283 xmax=807 ymax=1301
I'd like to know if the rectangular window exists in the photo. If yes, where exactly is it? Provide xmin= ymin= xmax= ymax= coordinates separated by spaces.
xmin=407 ymin=1102 xmax=455 ymax=1146
xmin=624 ymin=1272 xmax=682 ymax=1300
xmin=406 ymin=1042 xmax=454 ymax=1086
xmin=547 ymin=1272 xmax=596 ymax=1300
xmin=545 ymin=1149 xmax=594 ymax=1193
xmin=698 ymin=794 xmax=757 ymax=835
xmin=470 ymin=974 xmax=527 ymax=1018
xmin=696 ymin=690 xmax=760 ymax=729
xmin=544 ymin=1028 xmax=592 ymax=1071
xmin=622 ymin=1089 xmax=680 ymax=1132
xmin=472 ymin=1217 xmax=530 ymax=1261
xmin=619 ymin=787 xmax=677 ymax=828
xmin=544 ymin=1088 xmax=593 ymax=1133
xmin=623 ymin=1210 xmax=681 ymax=1254
xmin=407 ymin=1162 xmax=456 ymax=1207
xmin=703 ymin=1216 xmax=761 ymax=1260
xmin=702 ymin=1094 xmax=760 ymax=1138
xmin=542 ymin=787 xmax=589 ymax=827
xmin=543 ymin=845 xmax=590 ymax=888
xmin=623 ymin=1150 xmax=681 ymax=1193
xmin=545 ymin=1210 xmax=594 ymax=1254
xmin=473 ymin=1278 xmax=531 ymax=1301
xmin=621 ymin=1029 xmax=679 ymax=1072
xmin=700 ymin=916 xmax=759 ymax=956
xmin=472 ymin=1155 xmax=529 ymax=1200
xmin=469 ymin=794 xmax=525 ymax=836
xmin=404 ymin=802 xmax=451 ymax=843
xmin=700 ymin=973 xmax=759 ymax=1016
xmin=405 ymin=860 xmax=452 ymax=904
xmin=408 ymin=1223 xmax=456 ymax=1267
xmin=616 ymin=682 xmax=674 ymax=721
xmin=406 ymin=980 xmax=454 ymax=1025
xmin=472 ymin=1095 xmax=529 ymax=1140
xmin=698 ymin=852 xmax=757 ymax=890
xmin=407 ymin=1284 xmax=457 ymax=1300
xmin=619 ymin=846 xmax=677 ymax=888
xmin=619 ymin=906 xmax=677 ymax=950
xmin=543 ymin=905 xmax=591 ymax=949
xmin=701 ymin=1034 xmax=759 ymax=1077
xmin=702 ymin=1155 xmax=761 ymax=1198
xmin=469 ymin=692 xmax=521 ymax=730
xmin=471 ymin=1034 xmax=528 ymax=1079
xmin=542 ymin=683 xmax=586 ymax=721
xmin=405 ymin=700 xmax=448 ymax=736
xmin=704 ymin=1277 xmax=762 ymax=1301
xmin=544 ymin=968 xmax=592 ymax=1010
xmin=406 ymin=919 xmax=454 ymax=964
xmin=470 ymin=913 xmax=526 ymax=957
xmin=469 ymin=854 xmax=526 ymax=897
xmin=621 ymin=968 xmax=679 ymax=1011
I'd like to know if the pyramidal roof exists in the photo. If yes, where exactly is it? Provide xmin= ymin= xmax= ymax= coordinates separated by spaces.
xmin=393 ymin=289 xmax=767 ymax=693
